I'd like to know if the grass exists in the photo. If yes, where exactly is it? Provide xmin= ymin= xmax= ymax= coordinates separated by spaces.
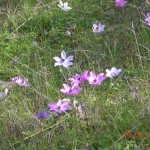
xmin=0 ymin=0 xmax=150 ymax=149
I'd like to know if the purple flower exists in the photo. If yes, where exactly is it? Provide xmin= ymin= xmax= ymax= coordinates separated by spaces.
xmin=60 ymin=83 xmax=82 ymax=96
xmin=145 ymin=12 xmax=150 ymax=26
xmin=92 ymin=23 xmax=105 ymax=33
xmin=11 ymin=76 xmax=29 ymax=87
xmin=68 ymin=74 xmax=84 ymax=86
xmin=34 ymin=111 xmax=49 ymax=119
xmin=106 ymin=67 xmax=122 ymax=78
xmin=87 ymin=71 xmax=106 ymax=86
xmin=48 ymin=100 xmax=71 ymax=114
xmin=53 ymin=50 xmax=73 ymax=69
xmin=115 ymin=0 xmax=128 ymax=7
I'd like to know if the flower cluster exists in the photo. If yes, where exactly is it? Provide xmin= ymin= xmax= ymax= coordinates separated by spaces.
xmin=9 ymin=1 xmax=149 ymax=121
xmin=33 ymin=48 xmax=122 ymax=119
xmin=59 ymin=68 xmax=121 ymax=96
xmin=52 ymin=50 xmax=122 ymax=96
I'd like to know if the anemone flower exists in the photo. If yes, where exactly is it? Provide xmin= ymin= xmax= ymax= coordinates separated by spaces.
xmin=106 ymin=67 xmax=122 ymax=78
xmin=48 ymin=100 xmax=71 ymax=114
xmin=11 ymin=76 xmax=29 ymax=87
xmin=92 ymin=23 xmax=105 ymax=33
xmin=60 ymin=83 xmax=82 ymax=96
xmin=34 ymin=111 xmax=49 ymax=119
xmin=53 ymin=50 xmax=73 ymax=69
xmin=87 ymin=71 xmax=106 ymax=86
xmin=145 ymin=12 xmax=150 ymax=26
xmin=68 ymin=74 xmax=84 ymax=86
xmin=115 ymin=0 xmax=128 ymax=7
xmin=57 ymin=0 xmax=71 ymax=11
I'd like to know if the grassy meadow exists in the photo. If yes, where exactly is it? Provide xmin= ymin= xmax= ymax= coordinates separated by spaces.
xmin=0 ymin=0 xmax=150 ymax=149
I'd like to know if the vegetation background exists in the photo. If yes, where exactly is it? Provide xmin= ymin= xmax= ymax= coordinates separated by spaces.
xmin=0 ymin=0 xmax=150 ymax=149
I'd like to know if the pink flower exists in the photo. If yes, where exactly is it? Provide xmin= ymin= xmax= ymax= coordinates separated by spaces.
xmin=68 ymin=74 xmax=84 ymax=86
xmin=48 ymin=100 xmax=71 ymax=114
xmin=87 ymin=71 xmax=106 ymax=86
xmin=53 ymin=50 xmax=73 ymax=69
xmin=115 ymin=0 xmax=128 ymax=7
xmin=60 ymin=84 xmax=82 ymax=96
xmin=11 ymin=76 xmax=29 ymax=87
xmin=145 ymin=12 xmax=150 ymax=26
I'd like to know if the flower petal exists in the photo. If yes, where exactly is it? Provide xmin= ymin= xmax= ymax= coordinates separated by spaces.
xmin=53 ymin=57 xmax=62 ymax=62
xmin=54 ymin=62 xmax=62 ymax=66
xmin=66 ymin=56 xmax=73 ymax=62
xmin=61 ymin=50 xmax=66 ymax=59
xmin=48 ymin=103 xmax=57 ymax=111
xmin=63 ymin=61 xmax=73 ymax=69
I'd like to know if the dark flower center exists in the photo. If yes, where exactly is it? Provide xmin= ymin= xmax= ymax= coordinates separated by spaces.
xmin=94 ymin=79 xmax=97 ymax=82
xmin=57 ymin=106 xmax=61 ymax=109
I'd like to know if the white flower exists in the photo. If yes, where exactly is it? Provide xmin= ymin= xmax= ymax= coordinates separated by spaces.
xmin=65 ymin=30 xmax=71 ymax=36
xmin=53 ymin=50 xmax=73 ymax=69
xmin=0 ymin=88 xmax=8 ymax=99
xmin=57 ymin=0 xmax=71 ymax=11
xmin=92 ymin=23 xmax=105 ymax=33
xmin=106 ymin=67 xmax=122 ymax=78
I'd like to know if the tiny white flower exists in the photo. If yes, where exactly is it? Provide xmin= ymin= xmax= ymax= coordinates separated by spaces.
xmin=106 ymin=67 xmax=122 ymax=78
xmin=92 ymin=23 xmax=105 ymax=33
xmin=65 ymin=30 xmax=71 ymax=36
xmin=57 ymin=0 xmax=72 ymax=11
xmin=0 ymin=88 xmax=8 ymax=100
xmin=62 ymin=98 xmax=71 ymax=103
